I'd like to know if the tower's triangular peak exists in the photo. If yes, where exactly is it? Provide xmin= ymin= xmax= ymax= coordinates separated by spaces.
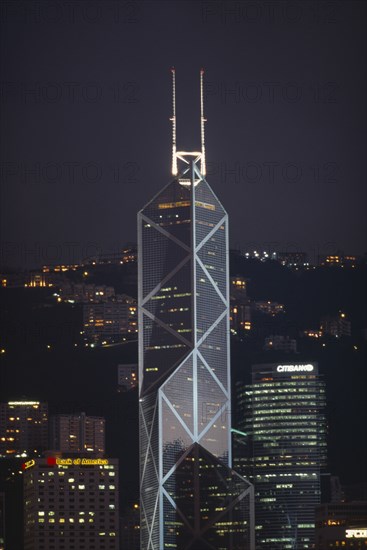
xmin=170 ymin=68 xmax=207 ymax=185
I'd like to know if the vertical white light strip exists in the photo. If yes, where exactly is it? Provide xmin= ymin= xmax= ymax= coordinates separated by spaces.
xmin=158 ymin=389 xmax=163 ymax=549
xmin=171 ymin=67 xmax=178 ymax=176
xmin=200 ymin=68 xmax=206 ymax=176
xmin=225 ymin=213 xmax=232 ymax=468
xmin=191 ymin=161 xmax=198 ymax=441
xmin=137 ymin=212 xmax=143 ymax=393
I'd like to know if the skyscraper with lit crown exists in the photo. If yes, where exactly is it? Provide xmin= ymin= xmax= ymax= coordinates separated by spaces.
xmin=138 ymin=69 xmax=254 ymax=550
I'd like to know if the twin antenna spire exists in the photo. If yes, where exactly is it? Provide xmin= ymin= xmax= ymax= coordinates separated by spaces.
xmin=170 ymin=67 xmax=207 ymax=177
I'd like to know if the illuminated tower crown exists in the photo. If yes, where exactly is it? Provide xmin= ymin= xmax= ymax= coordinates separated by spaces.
xmin=170 ymin=67 xmax=206 ymax=179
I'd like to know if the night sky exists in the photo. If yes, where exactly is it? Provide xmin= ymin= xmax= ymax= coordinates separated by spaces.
xmin=1 ymin=0 xmax=366 ymax=269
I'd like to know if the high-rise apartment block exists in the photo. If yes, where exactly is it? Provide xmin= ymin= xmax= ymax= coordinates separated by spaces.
xmin=49 ymin=413 xmax=105 ymax=456
xmin=237 ymin=362 xmax=326 ymax=549
xmin=0 ymin=401 xmax=48 ymax=457
xmin=138 ymin=69 xmax=254 ymax=550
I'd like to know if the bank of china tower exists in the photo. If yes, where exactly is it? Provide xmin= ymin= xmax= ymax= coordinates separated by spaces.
xmin=138 ymin=69 xmax=254 ymax=550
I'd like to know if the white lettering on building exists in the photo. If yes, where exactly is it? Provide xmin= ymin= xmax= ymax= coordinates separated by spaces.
xmin=277 ymin=364 xmax=314 ymax=373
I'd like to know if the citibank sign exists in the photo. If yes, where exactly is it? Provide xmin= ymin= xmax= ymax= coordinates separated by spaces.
xmin=277 ymin=364 xmax=314 ymax=373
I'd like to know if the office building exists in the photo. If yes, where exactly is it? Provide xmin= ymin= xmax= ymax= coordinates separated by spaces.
xmin=23 ymin=455 xmax=119 ymax=550
xmin=49 ymin=413 xmax=105 ymax=457
xmin=0 ymin=401 xmax=48 ymax=457
xmin=315 ymin=501 xmax=367 ymax=549
xmin=138 ymin=69 xmax=254 ymax=549
xmin=237 ymin=362 xmax=326 ymax=549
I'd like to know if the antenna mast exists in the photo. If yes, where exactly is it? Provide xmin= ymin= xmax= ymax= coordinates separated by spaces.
xmin=170 ymin=67 xmax=178 ymax=176
xmin=200 ymin=68 xmax=207 ymax=176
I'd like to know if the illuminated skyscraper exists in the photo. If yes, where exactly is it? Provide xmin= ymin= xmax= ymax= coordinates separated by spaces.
xmin=237 ymin=362 xmax=326 ymax=549
xmin=138 ymin=69 xmax=254 ymax=550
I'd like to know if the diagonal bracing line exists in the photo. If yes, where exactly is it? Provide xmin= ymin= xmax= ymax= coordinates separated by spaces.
xmin=196 ymin=308 xmax=227 ymax=348
xmin=141 ymin=213 xmax=191 ymax=252
xmin=142 ymin=307 xmax=192 ymax=348
xmin=141 ymin=250 xmax=191 ymax=306
xmin=161 ymin=444 xmax=193 ymax=486
xmin=196 ymin=254 xmax=227 ymax=307
xmin=195 ymin=214 xmax=227 ymax=254
xmin=160 ymin=391 xmax=195 ymax=442
xmin=198 ymin=484 xmax=253 ymax=539
xmin=140 ymin=399 xmax=159 ymax=487
xmin=196 ymin=349 xmax=228 ymax=398
xmin=197 ymin=402 xmax=228 ymax=441
xmin=147 ymin=490 xmax=160 ymax=550
xmin=162 ymin=486 xmax=196 ymax=536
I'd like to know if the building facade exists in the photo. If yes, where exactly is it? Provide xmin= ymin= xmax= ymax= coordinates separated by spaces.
xmin=0 ymin=401 xmax=48 ymax=457
xmin=23 ymin=456 xmax=119 ymax=550
xmin=138 ymin=155 xmax=254 ymax=549
xmin=120 ymin=503 xmax=140 ymax=550
xmin=83 ymin=294 xmax=137 ymax=345
xmin=49 ymin=413 xmax=105 ymax=456
xmin=230 ymin=276 xmax=252 ymax=335
xmin=237 ymin=362 xmax=326 ymax=549
xmin=117 ymin=364 xmax=138 ymax=392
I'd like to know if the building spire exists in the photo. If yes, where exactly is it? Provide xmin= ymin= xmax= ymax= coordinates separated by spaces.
xmin=170 ymin=68 xmax=207 ymax=178
xmin=170 ymin=67 xmax=178 ymax=176
xmin=200 ymin=68 xmax=206 ymax=176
